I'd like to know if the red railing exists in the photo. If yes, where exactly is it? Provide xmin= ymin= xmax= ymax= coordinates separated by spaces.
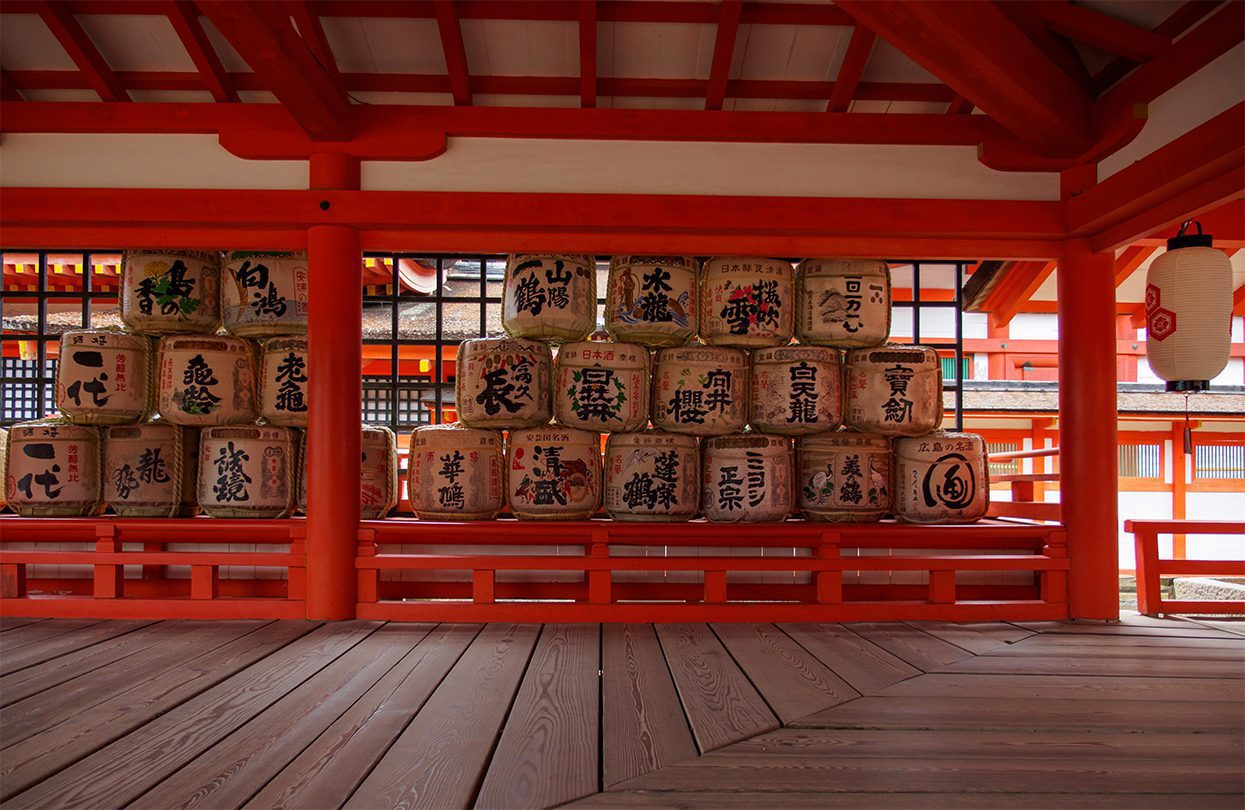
xmin=1127 ymin=519 xmax=1245 ymax=616
xmin=987 ymin=446 xmax=1062 ymax=522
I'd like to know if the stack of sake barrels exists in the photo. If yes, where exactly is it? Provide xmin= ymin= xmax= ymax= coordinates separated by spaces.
xmin=3 ymin=250 xmax=398 ymax=520
xmin=413 ymin=254 xmax=987 ymax=525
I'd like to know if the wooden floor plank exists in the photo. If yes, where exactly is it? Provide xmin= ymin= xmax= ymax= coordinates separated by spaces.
xmin=247 ymin=624 xmax=482 ymax=810
xmin=712 ymin=623 xmax=860 ymax=724
xmin=5 ymin=621 xmax=371 ymax=809
xmin=939 ymin=653 xmax=1245 ymax=679
xmin=654 ymin=623 xmax=778 ymax=753
xmin=906 ymin=621 xmax=1035 ymax=654
xmin=475 ymin=624 xmax=600 ymax=809
xmin=601 ymin=623 xmax=698 ymax=789
xmin=1013 ymin=619 xmax=1239 ymax=639
xmin=878 ymin=673 xmax=1244 ymax=703
xmin=0 ymin=619 xmax=102 ymax=651
xmin=778 ymin=623 xmax=920 ymax=694
xmin=0 ymin=619 xmax=156 ymax=676
xmin=574 ymin=791 xmax=1245 ymax=808
xmin=0 ymin=617 xmax=46 ymax=632
xmin=992 ymin=634 xmax=1245 ymax=659
xmin=134 ymin=623 xmax=436 ymax=810
xmin=344 ymin=623 xmax=541 ymax=810
xmin=846 ymin=622 xmax=973 ymax=670
xmin=790 ymin=695 xmax=1245 ymax=735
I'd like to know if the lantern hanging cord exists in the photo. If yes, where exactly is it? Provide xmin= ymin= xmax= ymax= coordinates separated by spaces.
xmin=1184 ymin=392 xmax=1193 ymax=455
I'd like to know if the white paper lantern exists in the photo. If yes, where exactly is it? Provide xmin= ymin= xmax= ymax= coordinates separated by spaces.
xmin=1144 ymin=221 xmax=1233 ymax=392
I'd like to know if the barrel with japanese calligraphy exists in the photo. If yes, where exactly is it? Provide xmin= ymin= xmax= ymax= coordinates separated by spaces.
xmin=55 ymin=330 xmax=153 ymax=425
xmin=455 ymin=337 xmax=553 ymax=430
xmin=843 ymin=345 xmax=943 ymax=436
xmin=221 ymin=251 xmax=310 ymax=337
xmin=0 ymin=428 xmax=7 ymax=511
xmin=104 ymin=423 xmax=197 ymax=517
xmin=749 ymin=346 xmax=841 ymax=436
xmin=603 ymin=431 xmax=699 ymax=522
xmin=553 ymin=341 xmax=651 ymax=433
xmin=651 ymin=346 xmax=748 ymax=437
xmin=259 ymin=335 xmax=309 ymax=428
xmin=408 ymin=424 xmax=505 ymax=520
xmin=605 ymin=255 xmax=698 ymax=347
xmin=502 ymin=254 xmax=597 ymax=344
xmin=157 ymin=335 xmax=259 ymax=426
xmin=120 ymin=250 xmax=221 ymax=335
xmin=894 ymin=431 xmax=989 ymax=524
xmin=701 ymin=433 xmax=792 ymax=523
xmin=797 ymin=431 xmax=892 ymax=522
xmin=297 ymin=425 xmax=400 ymax=519
xmin=795 ymin=259 xmax=891 ymax=348
xmin=506 ymin=425 xmax=602 ymax=520
xmin=4 ymin=421 xmax=103 ymax=517
xmin=197 ymin=425 xmax=297 ymax=518
xmin=698 ymin=257 xmax=794 ymax=347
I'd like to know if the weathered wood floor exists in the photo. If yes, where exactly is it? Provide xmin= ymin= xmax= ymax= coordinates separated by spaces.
xmin=0 ymin=614 xmax=1241 ymax=809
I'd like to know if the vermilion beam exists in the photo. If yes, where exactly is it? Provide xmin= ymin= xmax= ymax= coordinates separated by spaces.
xmin=198 ymin=1 xmax=351 ymax=140
xmin=579 ymin=0 xmax=596 ymax=108
xmin=434 ymin=0 xmax=472 ymax=106
xmin=827 ymin=26 xmax=876 ymax=113
xmin=984 ymin=260 xmax=1057 ymax=328
xmin=835 ymin=0 xmax=1093 ymax=157
xmin=1233 ymin=285 xmax=1245 ymax=317
xmin=35 ymin=0 xmax=128 ymax=101
xmin=165 ymin=0 xmax=238 ymax=103
xmin=705 ymin=0 xmax=742 ymax=111
xmin=945 ymin=94 xmax=973 ymax=115
xmin=996 ymin=1 xmax=1093 ymax=96
xmin=1034 ymin=0 xmax=1168 ymax=62
xmin=285 ymin=0 xmax=342 ymax=84
xmin=0 ymin=69 xmax=21 ymax=101
xmin=1093 ymin=1 xmax=1220 ymax=94
xmin=1113 ymin=245 xmax=1156 ymax=287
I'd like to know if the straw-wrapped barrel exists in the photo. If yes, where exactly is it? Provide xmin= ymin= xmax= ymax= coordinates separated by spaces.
xmin=297 ymin=426 xmax=401 ymax=519
xmin=221 ymin=251 xmax=309 ymax=336
xmin=55 ymin=330 xmax=152 ymax=425
xmin=605 ymin=255 xmax=698 ymax=347
xmin=157 ymin=335 xmax=258 ymax=426
xmin=651 ymin=346 xmax=748 ymax=436
xmin=701 ymin=433 xmax=792 ymax=523
xmin=4 ymin=421 xmax=102 ymax=517
xmin=197 ymin=425 xmax=298 ymax=518
xmin=554 ymin=341 xmax=650 ymax=433
xmin=408 ymin=423 xmax=505 ymax=520
xmin=894 ymin=431 xmax=990 ymax=524
xmin=507 ymin=426 xmax=602 ymax=520
xmin=105 ymin=423 xmax=197 ymax=517
xmin=0 ymin=428 xmax=7 ymax=511
xmin=455 ymin=337 xmax=553 ymax=430
xmin=120 ymin=250 xmax=221 ymax=334
xmin=502 ymin=254 xmax=597 ymax=343
xmin=259 ymin=335 xmax=309 ymax=427
xmin=797 ymin=431 xmax=891 ymax=522
xmin=796 ymin=259 xmax=891 ymax=348
xmin=749 ymin=345 xmax=841 ymax=435
xmin=699 ymin=257 xmax=794 ymax=347
xmin=604 ymin=431 xmax=699 ymax=522
xmin=844 ymin=344 xmax=943 ymax=436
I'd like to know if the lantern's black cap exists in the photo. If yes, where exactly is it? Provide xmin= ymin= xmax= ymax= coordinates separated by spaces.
xmin=1168 ymin=219 xmax=1214 ymax=250
xmin=1166 ymin=380 xmax=1210 ymax=393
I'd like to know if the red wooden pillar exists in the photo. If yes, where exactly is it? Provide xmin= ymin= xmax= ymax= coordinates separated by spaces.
xmin=306 ymin=152 xmax=362 ymax=620
xmin=1058 ymin=238 xmax=1120 ymax=620
xmin=987 ymin=317 xmax=1009 ymax=380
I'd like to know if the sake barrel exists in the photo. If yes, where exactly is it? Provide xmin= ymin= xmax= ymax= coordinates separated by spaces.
xmin=455 ymin=337 xmax=553 ymax=430
xmin=55 ymin=330 xmax=153 ymax=425
xmin=554 ymin=341 xmax=651 ymax=433
xmin=699 ymin=257 xmax=794 ymax=347
xmin=105 ymin=423 xmax=197 ymax=517
xmin=197 ymin=425 xmax=297 ymax=518
xmin=749 ymin=345 xmax=841 ymax=435
xmin=701 ymin=433 xmax=792 ymax=523
xmin=507 ymin=426 xmax=601 ymax=520
xmin=120 ymin=250 xmax=221 ymax=334
xmin=797 ymin=431 xmax=891 ymax=522
xmin=157 ymin=335 xmax=258 ymax=426
xmin=221 ymin=251 xmax=309 ymax=337
xmin=844 ymin=344 xmax=943 ymax=436
xmin=796 ymin=259 xmax=891 ymax=348
xmin=894 ymin=431 xmax=989 ymax=524
xmin=651 ymin=346 xmax=748 ymax=437
xmin=296 ymin=426 xmax=401 ymax=519
xmin=502 ymin=253 xmax=596 ymax=343
xmin=604 ymin=431 xmax=700 ymax=522
xmin=4 ymin=422 xmax=102 ymax=517
xmin=259 ymin=335 xmax=309 ymax=427
xmin=409 ymin=423 xmax=505 ymax=520
xmin=605 ymin=255 xmax=698 ymax=347
xmin=0 ymin=428 xmax=7 ymax=511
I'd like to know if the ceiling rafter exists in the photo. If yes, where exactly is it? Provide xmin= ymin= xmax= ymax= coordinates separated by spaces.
xmin=285 ymin=0 xmax=342 ymax=85
xmin=197 ymin=1 xmax=352 ymax=141
xmin=945 ymin=95 xmax=974 ymax=115
xmin=705 ymin=0 xmax=742 ymax=111
xmin=35 ymin=0 xmax=128 ymax=101
xmin=1033 ymin=1 xmax=1169 ymax=63
xmin=826 ymin=26 xmax=876 ymax=113
xmin=983 ymin=260 xmax=1058 ymax=329
xmin=434 ymin=0 xmax=473 ymax=106
xmin=165 ymin=0 xmax=238 ymax=103
xmin=0 ymin=70 xmax=22 ymax=101
xmin=996 ymin=1 xmax=1094 ymax=96
xmin=578 ymin=0 xmax=596 ymax=109
xmin=1113 ymin=245 xmax=1156 ymax=287
xmin=1092 ymin=1 xmax=1220 ymax=94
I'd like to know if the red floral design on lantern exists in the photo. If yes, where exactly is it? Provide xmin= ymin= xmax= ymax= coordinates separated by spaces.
xmin=1147 ymin=307 xmax=1177 ymax=341
xmin=1145 ymin=283 xmax=1161 ymax=313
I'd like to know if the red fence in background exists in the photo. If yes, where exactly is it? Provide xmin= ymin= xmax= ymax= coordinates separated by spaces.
xmin=1127 ymin=519 xmax=1245 ymax=616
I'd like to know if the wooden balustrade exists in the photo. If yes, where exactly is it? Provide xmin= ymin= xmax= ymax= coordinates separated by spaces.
xmin=1126 ymin=519 xmax=1245 ymax=616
